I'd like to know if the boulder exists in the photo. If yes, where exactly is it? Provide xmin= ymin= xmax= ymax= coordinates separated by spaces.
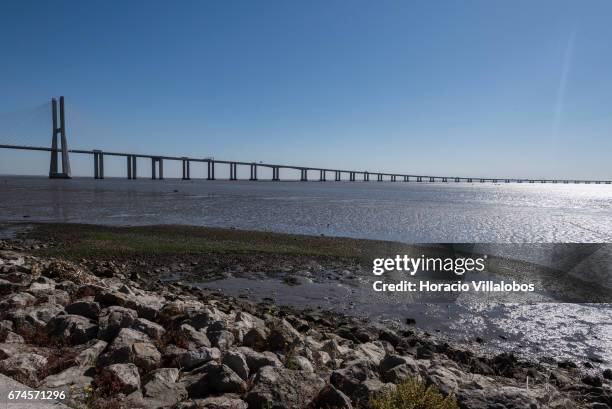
xmin=184 ymin=306 xmax=226 ymax=330
xmin=426 ymin=364 xmax=460 ymax=395
xmin=99 ymin=363 xmax=141 ymax=394
xmin=74 ymin=339 xmax=108 ymax=367
xmin=178 ymin=346 xmax=221 ymax=370
xmin=379 ymin=354 xmax=420 ymax=383
xmin=180 ymin=324 xmax=212 ymax=349
xmin=0 ymin=292 xmax=36 ymax=312
xmin=291 ymin=355 xmax=315 ymax=373
xmin=0 ymin=352 xmax=47 ymax=384
xmin=0 ymin=330 xmax=24 ymax=343
xmin=65 ymin=300 xmax=101 ymax=320
xmin=174 ymin=395 xmax=247 ymax=409
xmin=245 ymin=366 xmax=325 ymax=409
xmin=267 ymin=319 xmax=301 ymax=351
xmin=222 ymin=350 xmax=249 ymax=380
xmin=185 ymin=362 xmax=245 ymax=397
xmin=132 ymin=342 xmax=162 ymax=371
xmin=330 ymin=359 xmax=382 ymax=403
xmin=97 ymin=306 xmax=138 ymax=341
xmin=242 ymin=327 xmax=269 ymax=351
xmin=208 ymin=329 xmax=234 ymax=350
xmin=315 ymin=385 xmax=354 ymax=409
xmin=142 ymin=367 xmax=186 ymax=407
xmin=46 ymin=314 xmax=98 ymax=345
xmin=237 ymin=347 xmax=282 ymax=373
xmin=100 ymin=327 xmax=151 ymax=365
xmin=9 ymin=303 xmax=64 ymax=335
xmin=132 ymin=317 xmax=165 ymax=340
xmin=42 ymin=365 xmax=95 ymax=393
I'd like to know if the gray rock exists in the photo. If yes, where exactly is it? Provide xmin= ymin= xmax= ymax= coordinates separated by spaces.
xmin=42 ymin=365 xmax=94 ymax=392
xmin=267 ymin=319 xmax=301 ymax=351
xmin=100 ymin=327 xmax=151 ymax=365
xmin=237 ymin=346 xmax=282 ymax=373
xmin=174 ymin=395 xmax=247 ymax=409
xmin=100 ymin=363 xmax=141 ymax=394
xmin=242 ymin=327 xmax=269 ymax=351
xmin=185 ymin=362 xmax=245 ymax=397
xmin=142 ymin=367 xmax=186 ymax=407
xmin=97 ymin=306 xmax=138 ymax=341
xmin=0 ymin=292 xmax=36 ymax=312
xmin=291 ymin=355 xmax=315 ymax=373
xmin=245 ymin=366 xmax=325 ymax=409
xmin=132 ymin=342 xmax=161 ymax=371
xmin=46 ymin=314 xmax=98 ymax=345
xmin=1 ymin=331 xmax=24 ymax=343
xmin=179 ymin=346 xmax=221 ymax=369
xmin=379 ymin=354 xmax=420 ymax=383
xmin=315 ymin=385 xmax=353 ymax=409
xmin=222 ymin=351 xmax=249 ymax=380
xmin=179 ymin=324 xmax=212 ymax=349
xmin=330 ymin=359 xmax=382 ymax=403
xmin=0 ymin=352 xmax=47 ymax=384
xmin=74 ymin=339 xmax=108 ymax=367
xmin=132 ymin=317 xmax=165 ymax=340
xmin=208 ymin=329 xmax=234 ymax=350
xmin=65 ymin=300 xmax=101 ymax=320
xmin=184 ymin=306 xmax=226 ymax=330
xmin=426 ymin=364 xmax=459 ymax=395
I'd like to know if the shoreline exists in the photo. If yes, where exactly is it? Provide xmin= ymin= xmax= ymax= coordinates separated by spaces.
xmin=0 ymin=223 xmax=611 ymax=408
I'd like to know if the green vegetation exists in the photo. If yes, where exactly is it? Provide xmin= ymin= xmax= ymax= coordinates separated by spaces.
xmin=31 ymin=223 xmax=365 ymax=260
xmin=370 ymin=377 xmax=459 ymax=409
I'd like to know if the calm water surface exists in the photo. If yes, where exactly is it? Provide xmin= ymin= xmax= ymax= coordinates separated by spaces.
xmin=1 ymin=176 xmax=612 ymax=243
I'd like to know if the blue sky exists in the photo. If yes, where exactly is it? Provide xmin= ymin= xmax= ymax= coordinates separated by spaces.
xmin=1 ymin=0 xmax=611 ymax=179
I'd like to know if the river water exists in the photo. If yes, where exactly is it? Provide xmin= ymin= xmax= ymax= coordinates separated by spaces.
xmin=1 ymin=176 xmax=612 ymax=243
xmin=1 ymin=176 xmax=611 ymax=364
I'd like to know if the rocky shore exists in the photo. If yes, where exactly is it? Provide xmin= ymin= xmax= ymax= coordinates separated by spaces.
xmin=0 ymin=227 xmax=611 ymax=409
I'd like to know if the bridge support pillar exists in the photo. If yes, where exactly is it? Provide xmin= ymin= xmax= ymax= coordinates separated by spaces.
xmin=93 ymin=150 xmax=104 ymax=179
xmin=442 ymin=177 xmax=447 ymax=182
xmin=127 ymin=155 xmax=137 ymax=179
xmin=467 ymin=178 xmax=472 ymax=183
xmin=300 ymin=169 xmax=308 ymax=181
xmin=455 ymin=177 xmax=460 ymax=182
xmin=403 ymin=176 xmax=409 ymax=182
xmin=377 ymin=174 xmax=383 ymax=182
xmin=319 ymin=170 xmax=326 ymax=181
xmin=480 ymin=179 xmax=485 ymax=183
xmin=230 ymin=163 xmax=237 ymax=180
xmin=335 ymin=171 xmax=340 ymax=181
xmin=49 ymin=97 xmax=72 ymax=179
xmin=391 ymin=175 xmax=396 ymax=182
xmin=151 ymin=157 xmax=163 ymax=180
xmin=250 ymin=164 xmax=258 ymax=180
xmin=182 ymin=158 xmax=191 ymax=180
xmin=417 ymin=176 xmax=422 ymax=182
xmin=272 ymin=167 xmax=280 ymax=181
xmin=207 ymin=161 xmax=215 ymax=180
xmin=349 ymin=172 xmax=354 ymax=181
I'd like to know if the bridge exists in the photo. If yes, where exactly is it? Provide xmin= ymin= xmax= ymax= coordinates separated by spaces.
xmin=1 ymin=97 xmax=610 ymax=185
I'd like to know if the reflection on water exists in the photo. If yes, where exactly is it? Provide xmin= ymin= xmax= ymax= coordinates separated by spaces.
xmin=195 ymin=275 xmax=612 ymax=365
xmin=2 ymin=176 xmax=612 ymax=243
